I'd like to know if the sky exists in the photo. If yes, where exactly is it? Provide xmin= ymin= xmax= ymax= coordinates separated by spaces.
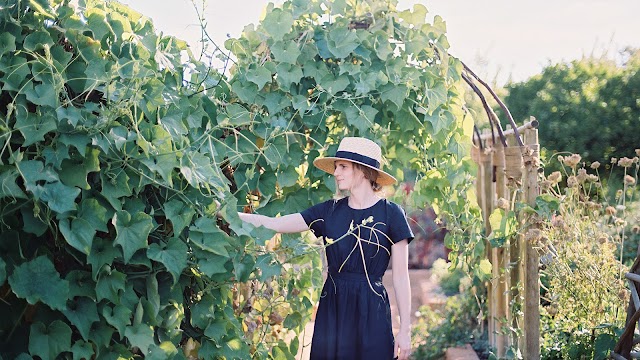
xmin=120 ymin=0 xmax=640 ymax=86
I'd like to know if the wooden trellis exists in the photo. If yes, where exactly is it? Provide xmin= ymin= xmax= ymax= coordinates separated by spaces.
xmin=471 ymin=119 xmax=540 ymax=359
xmin=612 ymin=257 xmax=640 ymax=359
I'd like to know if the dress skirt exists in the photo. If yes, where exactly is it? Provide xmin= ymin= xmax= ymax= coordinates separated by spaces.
xmin=310 ymin=271 xmax=394 ymax=360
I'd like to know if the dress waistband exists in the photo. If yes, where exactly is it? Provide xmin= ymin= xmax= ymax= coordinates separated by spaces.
xmin=328 ymin=270 xmax=383 ymax=283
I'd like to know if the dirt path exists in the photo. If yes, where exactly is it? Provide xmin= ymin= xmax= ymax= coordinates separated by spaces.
xmin=294 ymin=269 xmax=446 ymax=359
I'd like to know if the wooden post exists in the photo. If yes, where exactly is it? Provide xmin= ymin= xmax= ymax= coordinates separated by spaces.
xmin=492 ymin=141 xmax=510 ymax=356
xmin=474 ymin=134 xmax=495 ymax=347
xmin=503 ymin=135 xmax=524 ymax=352
xmin=522 ymin=128 xmax=540 ymax=359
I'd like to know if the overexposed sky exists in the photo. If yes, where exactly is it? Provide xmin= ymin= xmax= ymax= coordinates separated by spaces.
xmin=120 ymin=0 xmax=640 ymax=85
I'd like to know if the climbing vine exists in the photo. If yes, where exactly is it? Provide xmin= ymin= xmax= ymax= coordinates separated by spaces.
xmin=0 ymin=0 xmax=478 ymax=358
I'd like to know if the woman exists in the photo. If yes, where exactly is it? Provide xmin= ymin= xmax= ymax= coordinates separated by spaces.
xmin=239 ymin=137 xmax=413 ymax=360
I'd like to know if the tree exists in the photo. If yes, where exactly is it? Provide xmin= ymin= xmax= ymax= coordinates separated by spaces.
xmin=0 ymin=0 xmax=476 ymax=358
xmin=504 ymin=50 xmax=640 ymax=167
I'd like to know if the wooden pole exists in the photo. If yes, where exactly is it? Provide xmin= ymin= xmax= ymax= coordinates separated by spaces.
xmin=492 ymin=140 xmax=510 ymax=356
xmin=522 ymin=128 xmax=540 ymax=359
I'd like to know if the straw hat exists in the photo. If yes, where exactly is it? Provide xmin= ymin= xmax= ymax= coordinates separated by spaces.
xmin=313 ymin=137 xmax=397 ymax=186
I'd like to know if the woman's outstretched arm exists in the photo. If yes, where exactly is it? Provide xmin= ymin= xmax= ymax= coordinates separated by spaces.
xmin=391 ymin=239 xmax=412 ymax=360
xmin=238 ymin=212 xmax=309 ymax=234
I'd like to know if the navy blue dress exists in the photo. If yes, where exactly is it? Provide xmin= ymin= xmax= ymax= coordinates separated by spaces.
xmin=301 ymin=197 xmax=414 ymax=360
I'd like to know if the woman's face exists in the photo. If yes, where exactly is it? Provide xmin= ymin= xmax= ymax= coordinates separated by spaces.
xmin=333 ymin=160 xmax=364 ymax=190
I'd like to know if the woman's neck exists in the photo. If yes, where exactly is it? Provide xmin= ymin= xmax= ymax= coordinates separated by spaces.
xmin=347 ymin=185 xmax=379 ymax=209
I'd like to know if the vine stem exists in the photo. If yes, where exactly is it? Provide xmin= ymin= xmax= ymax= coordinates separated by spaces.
xmin=461 ymin=60 xmax=524 ymax=147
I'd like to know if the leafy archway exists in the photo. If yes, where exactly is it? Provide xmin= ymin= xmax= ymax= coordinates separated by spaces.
xmin=0 ymin=0 xmax=479 ymax=358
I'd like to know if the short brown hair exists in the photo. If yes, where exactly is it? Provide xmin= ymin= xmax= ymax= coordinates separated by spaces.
xmin=353 ymin=163 xmax=382 ymax=192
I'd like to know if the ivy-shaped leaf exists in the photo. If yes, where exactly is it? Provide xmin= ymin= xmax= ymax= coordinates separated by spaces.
xmin=113 ymin=210 xmax=153 ymax=264
xmin=261 ymin=8 xmax=293 ymax=41
xmin=189 ymin=218 xmax=231 ymax=257
xmin=9 ymin=256 xmax=69 ymax=310
xmin=95 ymin=269 xmax=126 ymax=303
xmin=17 ymin=160 xmax=59 ymax=192
xmin=61 ymin=297 xmax=100 ymax=341
xmin=147 ymin=238 xmax=187 ymax=285
xmin=124 ymin=323 xmax=155 ymax=355
xmin=14 ymin=109 xmax=57 ymax=148
xmin=102 ymin=304 xmax=132 ymax=336
xmin=66 ymin=270 xmax=96 ymax=300
xmin=163 ymin=199 xmax=195 ymax=236
xmin=246 ymin=66 xmax=272 ymax=90
xmin=59 ymin=217 xmax=96 ymax=255
xmin=70 ymin=340 xmax=94 ymax=360
xmin=271 ymin=41 xmax=301 ymax=65
xmin=29 ymin=321 xmax=72 ymax=360
xmin=88 ymin=238 xmax=120 ymax=280
xmin=147 ymin=342 xmax=179 ymax=360
xmin=32 ymin=181 xmax=81 ymax=214
xmin=0 ymin=168 xmax=27 ymax=199
xmin=327 ymin=27 xmax=359 ymax=58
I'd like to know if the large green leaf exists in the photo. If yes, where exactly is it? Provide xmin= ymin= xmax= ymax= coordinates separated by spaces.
xmin=113 ymin=210 xmax=153 ymax=263
xmin=14 ymin=109 xmax=57 ymax=148
xmin=147 ymin=342 xmax=179 ymax=360
xmin=246 ymin=66 xmax=272 ymax=89
xmin=147 ymin=237 xmax=188 ymax=285
xmin=327 ymin=27 xmax=359 ymax=58
xmin=261 ymin=8 xmax=293 ymax=41
xmin=124 ymin=323 xmax=155 ymax=354
xmin=70 ymin=340 xmax=94 ymax=360
xmin=0 ymin=168 xmax=27 ymax=199
xmin=32 ymin=181 xmax=80 ymax=214
xmin=9 ymin=256 xmax=69 ymax=310
xmin=61 ymin=297 xmax=100 ymax=341
xmin=189 ymin=217 xmax=230 ymax=257
xmin=102 ymin=304 xmax=132 ymax=336
xmin=66 ymin=270 xmax=96 ymax=300
xmin=29 ymin=321 xmax=72 ymax=360
xmin=88 ymin=238 xmax=120 ymax=280
xmin=271 ymin=41 xmax=300 ymax=65
xmin=16 ymin=160 xmax=59 ymax=193
xmin=59 ymin=218 xmax=96 ymax=255
xmin=95 ymin=269 xmax=127 ymax=303
xmin=163 ymin=199 xmax=195 ymax=236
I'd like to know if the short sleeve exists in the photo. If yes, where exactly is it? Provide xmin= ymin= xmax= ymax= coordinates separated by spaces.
xmin=300 ymin=199 xmax=333 ymax=238
xmin=388 ymin=202 xmax=414 ymax=244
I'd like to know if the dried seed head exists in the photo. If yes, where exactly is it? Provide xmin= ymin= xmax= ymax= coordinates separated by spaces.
xmin=632 ymin=225 xmax=640 ymax=234
xmin=576 ymin=168 xmax=588 ymax=182
xmin=567 ymin=176 xmax=579 ymax=188
xmin=496 ymin=197 xmax=510 ymax=210
xmin=624 ymin=175 xmax=636 ymax=185
xmin=618 ymin=157 xmax=634 ymax=168
xmin=562 ymin=154 xmax=582 ymax=168
xmin=590 ymin=161 xmax=601 ymax=169
xmin=548 ymin=171 xmax=562 ymax=183
xmin=605 ymin=206 xmax=617 ymax=216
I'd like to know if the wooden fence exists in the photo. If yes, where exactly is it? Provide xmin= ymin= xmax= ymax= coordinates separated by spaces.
xmin=471 ymin=119 xmax=540 ymax=359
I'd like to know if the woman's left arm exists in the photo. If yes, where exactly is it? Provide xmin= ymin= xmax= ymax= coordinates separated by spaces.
xmin=391 ymin=239 xmax=411 ymax=360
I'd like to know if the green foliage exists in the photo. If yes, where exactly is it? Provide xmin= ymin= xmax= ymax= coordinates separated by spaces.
xmin=0 ymin=0 xmax=474 ymax=358
xmin=504 ymin=50 xmax=640 ymax=168
xmin=410 ymin=290 xmax=486 ymax=360
xmin=535 ymin=153 xmax=637 ymax=359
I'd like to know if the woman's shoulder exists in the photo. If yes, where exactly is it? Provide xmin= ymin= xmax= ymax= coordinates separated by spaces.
xmin=382 ymin=199 xmax=407 ymax=214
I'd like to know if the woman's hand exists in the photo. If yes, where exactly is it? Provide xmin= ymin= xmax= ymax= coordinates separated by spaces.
xmin=395 ymin=330 xmax=411 ymax=360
